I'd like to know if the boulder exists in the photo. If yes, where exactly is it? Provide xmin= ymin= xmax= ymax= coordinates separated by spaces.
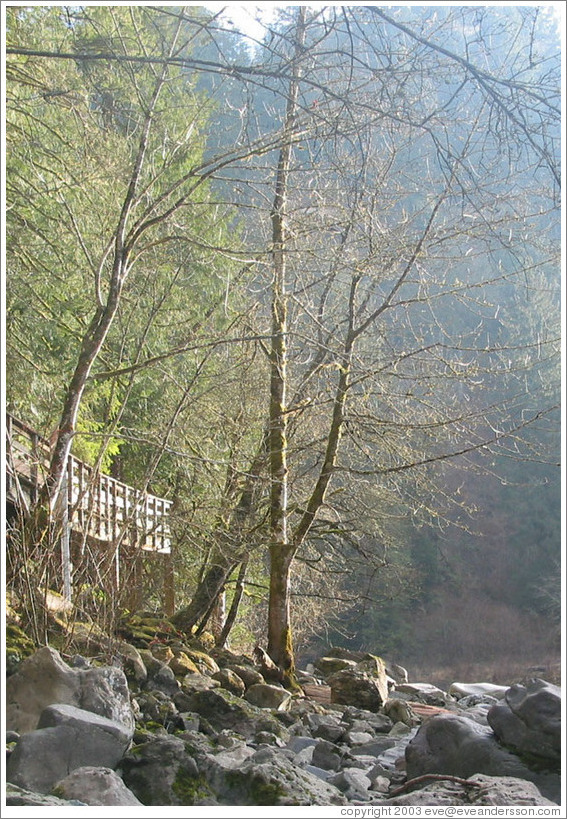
xmin=212 ymin=668 xmax=246 ymax=696
xmin=386 ymin=662 xmax=409 ymax=685
xmin=205 ymin=747 xmax=347 ymax=805
xmin=388 ymin=774 xmax=557 ymax=806
xmin=114 ymin=641 xmax=148 ymax=687
xmin=327 ymin=668 xmax=388 ymax=711
xmin=311 ymin=738 xmax=346 ymax=771
xmin=186 ymin=688 xmax=288 ymax=740
xmin=6 ymin=783 xmax=87 ymax=806
xmin=183 ymin=649 xmax=220 ymax=675
xmin=329 ymin=768 xmax=372 ymax=798
xmin=405 ymin=713 xmax=560 ymax=803
xmin=395 ymin=682 xmax=452 ymax=705
xmin=53 ymin=766 xmax=142 ymax=805
xmin=449 ymin=682 xmax=509 ymax=700
xmin=6 ymin=647 xmax=134 ymax=735
xmin=245 ymin=683 xmax=292 ymax=711
xmin=6 ymin=704 xmax=133 ymax=793
xmin=314 ymin=657 xmax=357 ymax=677
xmin=181 ymin=671 xmax=221 ymax=693
xmin=226 ymin=664 xmax=265 ymax=689
xmin=169 ymin=652 xmax=200 ymax=676
xmin=487 ymin=679 xmax=561 ymax=763
xmin=118 ymin=735 xmax=215 ymax=805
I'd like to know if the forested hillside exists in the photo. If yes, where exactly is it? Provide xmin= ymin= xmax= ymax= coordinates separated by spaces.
xmin=5 ymin=5 xmax=561 ymax=684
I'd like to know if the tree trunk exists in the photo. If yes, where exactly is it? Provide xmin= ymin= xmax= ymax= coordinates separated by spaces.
xmin=266 ymin=7 xmax=307 ymax=680
xmin=217 ymin=559 xmax=248 ymax=648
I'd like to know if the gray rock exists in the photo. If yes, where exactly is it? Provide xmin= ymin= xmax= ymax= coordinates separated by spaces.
xmin=6 ymin=646 xmax=134 ymax=735
xmin=287 ymin=736 xmax=318 ymax=754
xmin=329 ymin=767 xmax=372 ymax=797
xmin=6 ymin=705 xmax=132 ymax=793
xmin=341 ymin=707 xmax=393 ymax=733
xmin=386 ymin=662 xmax=409 ymax=685
xmin=119 ymin=735 xmax=214 ymax=805
xmin=314 ymin=656 xmax=357 ymax=677
xmin=144 ymin=662 xmax=180 ymax=696
xmin=205 ymin=748 xmax=347 ymax=805
xmin=304 ymin=712 xmax=344 ymax=742
xmin=388 ymin=773 xmax=557 ymax=806
xmin=327 ymin=667 xmax=388 ymax=711
xmin=395 ymin=682 xmax=452 ymax=705
xmin=6 ymin=783 xmax=87 ymax=806
xmin=113 ymin=641 xmax=148 ymax=687
xmin=304 ymin=764 xmax=333 ymax=781
xmin=406 ymin=713 xmax=560 ymax=803
xmin=186 ymin=688 xmax=288 ymax=740
xmin=311 ymin=738 xmax=345 ymax=771
xmin=245 ymin=683 xmax=292 ymax=710
xmin=211 ymin=744 xmax=256 ymax=769
xmin=487 ymin=679 xmax=561 ymax=762
xmin=181 ymin=671 xmax=220 ymax=693
xmin=212 ymin=668 xmax=246 ymax=696
xmin=53 ymin=766 xmax=142 ymax=805
xmin=349 ymin=736 xmax=399 ymax=757
xmin=344 ymin=730 xmax=374 ymax=747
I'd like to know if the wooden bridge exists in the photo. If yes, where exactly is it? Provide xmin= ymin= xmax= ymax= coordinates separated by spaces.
xmin=5 ymin=413 xmax=174 ymax=612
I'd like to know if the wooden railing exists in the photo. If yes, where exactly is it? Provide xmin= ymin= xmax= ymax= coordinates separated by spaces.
xmin=5 ymin=413 xmax=172 ymax=554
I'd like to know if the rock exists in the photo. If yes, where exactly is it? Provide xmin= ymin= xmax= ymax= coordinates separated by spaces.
xmin=6 ymin=704 xmax=133 ymax=793
xmin=405 ymin=713 xmax=560 ymax=803
xmin=6 ymin=647 xmax=134 ymax=735
xmin=487 ymin=679 xmax=561 ymax=763
xmin=226 ymin=664 xmax=265 ymax=689
xmin=169 ymin=652 xmax=200 ymax=676
xmin=186 ymin=688 xmax=288 ymax=740
xmin=449 ymin=682 xmax=509 ymax=700
xmin=181 ymin=671 xmax=221 ymax=693
xmin=329 ymin=768 xmax=371 ymax=798
xmin=311 ymin=738 xmax=346 ymax=771
xmin=327 ymin=667 xmax=388 ymax=711
xmin=306 ymin=713 xmax=345 ymax=742
xmin=119 ymin=735 xmax=215 ymax=805
xmin=388 ymin=774 xmax=557 ymax=806
xmin=5 ymin=624 xmax=36 ymax=676
xmin=386 ymin=663 xmax=409 ymax=685
xmin=212 ymin=668 xmax=246 ymax=696
xmin=5 ymin=783 xmax=87 ymax=806
xmin=114 ymin=641 xmax=148 ymax=687
xmin=52 ymin=766 xmax=142 ymax=805
xmin=144 ymin=661 xmax=180 ymax=697
xmin=341 ymin=706 xmax=393 ymax=733
xmin=344 ymin=730 xmax=374 ymax=747
xmin=205 ymin=747 xmax=347 ymax=805
xmin=150 ymin=644 xmax=174 ymax=664
xmin=211 ymin=743 xmax=256 ymax=768
xmin=383 ymin=698 xmax=419 ymax=727
xmin=349 ymin=737 xmax=399 ymax=757
xmin=314 ymin=657 xmax=357 ymax=677
xmin=245 ymin=683 xmax=292 ymax=711
xmin=395 ymin=682 xmax=452 ymax=705
xmin=184 ymin=649 xmax=220 ymax=675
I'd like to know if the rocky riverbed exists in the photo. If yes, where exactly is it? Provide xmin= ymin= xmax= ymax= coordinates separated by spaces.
xmin=4 ymin=613 xmax=562 ymax=807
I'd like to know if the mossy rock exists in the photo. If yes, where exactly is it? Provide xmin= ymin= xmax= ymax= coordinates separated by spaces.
xmin=170 ymin=652 xmax=199 ymax=676
xmin=172 ymin=770 xmax=216 ymax=805
xmin=183 ymin=649 xmax=220 ymax=676
xmin=5 ymin=624 xmax=36 ymax=675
